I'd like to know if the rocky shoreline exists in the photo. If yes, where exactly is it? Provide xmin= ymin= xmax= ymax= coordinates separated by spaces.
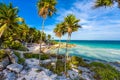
xmin=0 ymin=47 xmax=120 ymax=80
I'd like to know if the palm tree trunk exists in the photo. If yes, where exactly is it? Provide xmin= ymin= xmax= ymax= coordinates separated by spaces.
xmin=55 ymin=37 xmax=61 ymax=71
xmin=0 ymin=38 xmax=2 ymax=49
xmin=65 ymin=34 xmax=69 ymax=73
xmin=65 ymin=33 xmax=71 ymax=74
xmin=39 ymin=18 xmax=45 ymax=65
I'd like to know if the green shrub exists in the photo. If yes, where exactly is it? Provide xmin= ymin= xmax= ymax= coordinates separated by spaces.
xmin=18 ymin=46 xmax=28 ymax=51
xmin=1 ymin=40 xmax=11 ymax=49
xmin=71 ymin=56 xmax=89 ymax=67
xmin=41 ymin=54 xmax=49 ymax=60
xmin=14 ymin=51 xmax=25 ymax=64
xmin=11 ymin=41 xmax=22 ymax=50
xmin=90 ymin=62 xmax=120 ymax=80
xmin=14 ymin=51 xmax=20 ymax=58
xmin=18 ymin=58 xmax=25 ymax=64
xmin=24 ymin=53 xmax=49 ymax=60
xmin=24 ymin=53 xmax=39 ymax=59
xmin=0 ymin=50 xmax=7 ymax=61
xmin=2 ymin=40 xmax=28 ymax=51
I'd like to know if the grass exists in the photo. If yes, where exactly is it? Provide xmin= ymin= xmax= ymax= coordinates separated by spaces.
xmin=90 ymin=62 xmax=120 ymax=80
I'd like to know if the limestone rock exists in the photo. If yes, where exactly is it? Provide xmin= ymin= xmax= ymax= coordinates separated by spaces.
xmin=3 ymin=69 xmax=16 ymax=80
xmin=0 ymin=57 xmax=10 ymax=70
xmin=17 ymin=68 xmax=52 ymax=80
xmin=11 ymin=54 xmax=18 ymax=63
xmin=7 ymin=63 xmax=23 ymax=73
xmin=68 ymin=70 xmax=79 ymax=80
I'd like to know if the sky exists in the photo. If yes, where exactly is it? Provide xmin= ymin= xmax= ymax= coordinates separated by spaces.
xmin=1 ymin=0 xmax=120 ymax=40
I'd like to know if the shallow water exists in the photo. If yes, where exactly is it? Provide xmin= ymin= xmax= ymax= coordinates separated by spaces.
xmin=54 ymin=40 xmax=120 ymax=62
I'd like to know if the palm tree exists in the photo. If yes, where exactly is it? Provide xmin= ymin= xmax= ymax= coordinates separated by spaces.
xmin=0 ymin=3 xmax=24 ymax=38
xmin=64 ymin=14 xmax=81 ymax=73
xmin=0 ymin=3 xmax=24 ymax=47
xmin=94 ymin=0 xmax=120 ymax=8
xmin=0 ymin=3 xmax=24 ymax=61
xmin=53 ymin=23 xmax=67 ymax=71
xmin=37 ymin=0 xmax=57 ymax=65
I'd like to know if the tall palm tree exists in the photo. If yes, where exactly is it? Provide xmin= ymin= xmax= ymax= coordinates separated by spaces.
xmin=94 ymin=0 xmax=120 ymax=8
xmin=53 ymin=23 xmax=67 ymax=71
xmin=37 ymin=0 xmax=57 ymax=65
xmin=64 ymin=14 xmax=81 ymax=73
xmin=0 ymin=3 xmax=24 ymax=45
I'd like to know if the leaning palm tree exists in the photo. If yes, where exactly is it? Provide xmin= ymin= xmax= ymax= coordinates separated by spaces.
xmin=64 ymin=14 xmax=81 ymax=73
xmin=94 ymin=0 xmax=120 ymax=8
xmin=0 ymin=3 xmax=24 ymax=60
xmin=53 ymin=23 xmax=67 ymax=71
xmin=0 ymin=3 xmax=24 ymax=38
xmin=0 ymin=3 xmax=24 ymax=43
xmin=37 ymin=0 xmax=57 ymax=65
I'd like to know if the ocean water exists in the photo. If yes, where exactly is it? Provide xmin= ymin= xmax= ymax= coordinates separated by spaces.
xmin=55 ymin=40 xmax=120 ymax=62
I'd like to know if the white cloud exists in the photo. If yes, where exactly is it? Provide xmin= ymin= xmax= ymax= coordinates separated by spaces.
xmin=53 ymin=0 xmax=120 ymax=40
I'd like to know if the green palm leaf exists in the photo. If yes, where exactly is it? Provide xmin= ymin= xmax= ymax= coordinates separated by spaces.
xmin=14 ymin=17 xmax=24 ymax=23
xmin=0 ymin=23 xmax=7 ymax=38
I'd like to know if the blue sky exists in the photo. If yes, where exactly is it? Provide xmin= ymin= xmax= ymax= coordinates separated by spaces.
xmin=2 ymin=0 xmax=120 ymax=40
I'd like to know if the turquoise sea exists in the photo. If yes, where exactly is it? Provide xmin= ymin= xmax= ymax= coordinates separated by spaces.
xmin=55 ymin=40 xmax=120 ymax=62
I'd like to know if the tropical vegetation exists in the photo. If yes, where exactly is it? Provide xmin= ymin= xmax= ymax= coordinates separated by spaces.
xmin=0 ymin=1 xmax=120 ymax=80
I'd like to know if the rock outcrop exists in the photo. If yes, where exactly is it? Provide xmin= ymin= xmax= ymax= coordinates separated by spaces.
xmin=7 ymin=63 xmax=23 ymax=73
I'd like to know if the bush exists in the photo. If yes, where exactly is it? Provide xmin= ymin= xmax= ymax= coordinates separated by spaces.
xmin=0 ymin=50 xmax=7 ymax=61
xmin=18 ymin=46 xmax=28 ymax=51
xmin=71 ymin=56 xmax=89 ymax=67
xmin=18 ymin=58 xmax=25 ymax=64
xmin=90 ymin=62 xmax=120 ymax=80
xmin=13 ymin=51 xmax=25 ymax=64
xmin=14 ymin=51 xmax=20 ymax=58
xmin=2 ymin=40 xmax=28 ymax=51
xmin=11 ymin=40 xmax=22 ymax=50
xmin=41 ymin=54 xmax=50 ymax=60
xmin=24 ymin=53 xmax=49 ymax=60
